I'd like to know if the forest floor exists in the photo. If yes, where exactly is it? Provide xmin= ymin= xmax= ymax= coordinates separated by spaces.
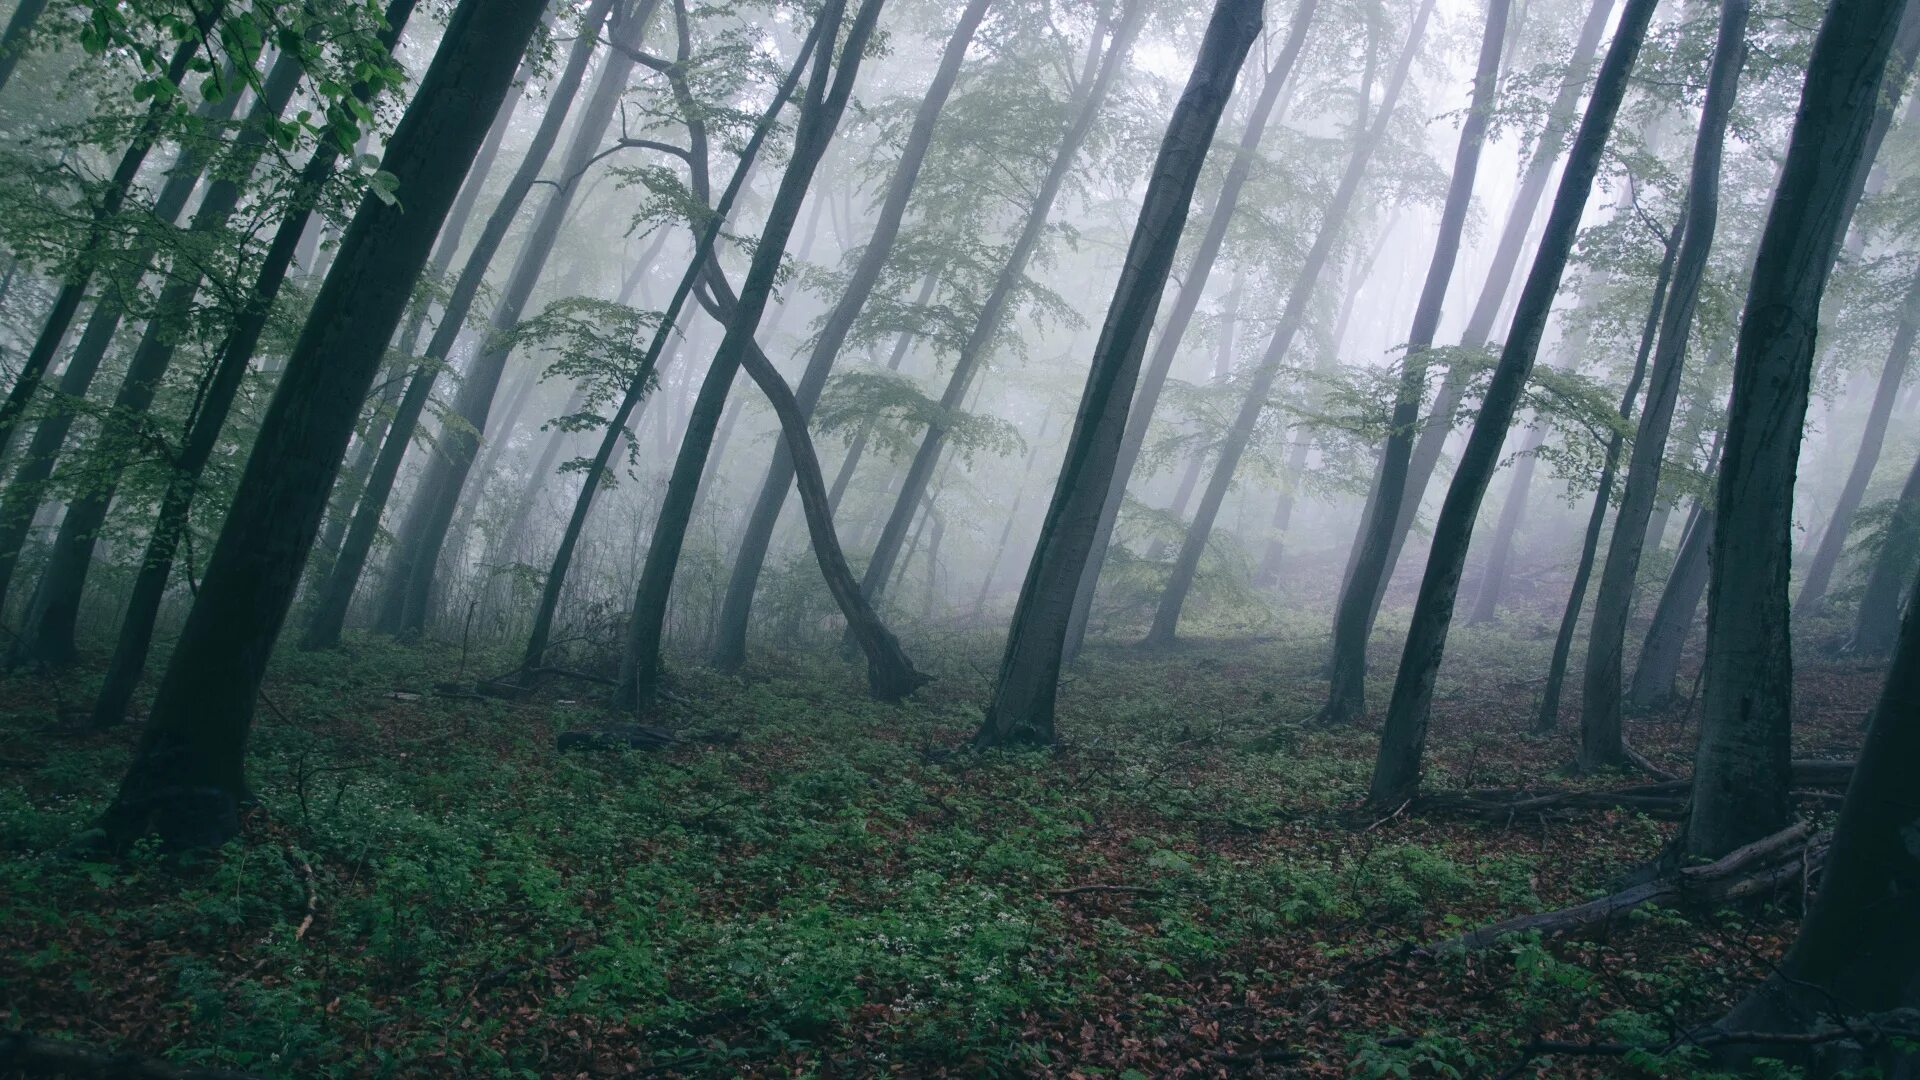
xmin=0 ymin=611 xmax=1883 ymax=1078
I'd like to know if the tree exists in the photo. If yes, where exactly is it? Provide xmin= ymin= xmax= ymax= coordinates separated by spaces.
xmin=98 ymin=0 xmax=548 ymax=849
xmin=299 ymin=0 xmax=618 ymax=650
xmin=973 ymin=0 xmax=1262 ymax=749
xmin=0 ymin=0 xmax=49 ymax=95
xmin=1317 ymin=0 xmax=1509 ymax=723
xmin=1848 ymin=446 xmax=1920 ymax=655
xmin=1577 ymin=0 xmax=1749 ymax=771
xmin=854 ymin=0 xmax=1149 ymax=612
xmin=711 ymin=0 xmax=994 ymax=672
xmin=1683 ymin=0 xmax=1911 ymax=861
xmin=1365 ymin=0 xmax=1660 ymax=810
xmin=1144 ymin=0 xmax=1436 ymax=648
xmin=1059 ymin=0 xmax=1319 ymax=662
xmin=618 ymin=0 xmax=885 ymax=708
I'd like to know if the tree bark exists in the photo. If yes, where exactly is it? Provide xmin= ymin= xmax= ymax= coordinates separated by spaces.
xmin=1683 ymin=0 xmax=1914 ymax=861
xmin=1146 ymin=0 xmax=1435 ymax=648
xmin=1365 ymin=0 xmax=1658 ymax=809
xmin=974 ymin=0 xmax=1261 ymax=748
xmin=99 ymin=0 xmax=547 ymax=850
xmin=299 ymin=0 xmax=613 ymax=650
xmin=0 ymin=0 xmax=49 ymax=94
xmin=88 ymin=0 xmax=421 ymax=728
xmin=1059 ymin=0 xmax=1318 ymax=661
xmin=1796 ymin=266 xmax=1920 ymax=611
xmin=1579 ymin=0 xmax=1748 ymax=770
xmin=1464 ymin=425 xmax=1544 ymax=625
xmin=1847 ymin=447 xmax=1920 ymax=656
xmin=856 ymin=0 xmax=1150 ymax=612
xmin=1626 ymin=444 xmax=1721 ymax=711
xmin=710 ymin=0 xmax=993 ymax=672
xmin=617 ymin=0 xmax=883 ymax=708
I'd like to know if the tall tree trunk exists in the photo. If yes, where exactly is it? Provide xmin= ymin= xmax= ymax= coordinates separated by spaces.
xmin=1145 ymin=0 xmax=1435 ymax=648
xmin=0 ymin=0 xmax=50 ymax=94
xmin=710 ymin=0 xmax=993 ymax=671
xmin=88 ymin=0 xmax=421 ymax=727
xmin=617 ymin=0 xmax=885 ymax=708
xmin=975 ymin=0 xmax=1260 ymax=748
xmin=1317 ymin=0 xmax=1509 ymax=723
xmin=300 ymin=0 xmax=613 ymax=650
xmin=1059 ymin=0 xmax=1318 ymax=660
xmin=971 ymin=408 xmax=1055 ymax=620
xmin=1797 ymin=265 xmax=1920 ymax=611
xmin=98 ymin=0 xmax=546 ymax=850
xmin=856 ymin=0 xmax=1150 ymax=611
xmin=1683 ymin=0 xmax=1913 ymax=861
xmin=375 ymin=0 xmax=659 ymax=637
xmin=1848 ymin=447 xmax=1920 ymax=656
xmin=825 ymin=272 xmax=939 ymax=513
xmin=12 ymin=45 xmax=315 ymax=666
xmin=1464 ymin=425 xmax=1544 ymax=624
xmin=1627 ymin=502 xmax=1712 ymax=708
xmin=517 ymin=16 xmax=824 ymax=673
xmin=1535 ymin=210 xmax=1686 ymax=732
xmin=1333 ymin=0 xmax=1620 ymax=628
xmin=1579 ymin=0 xmax=1748 ymax=770
xmin=1365 ymin=0 xmax=1658 ymax=809
xmin=1712 ymin=560 xmax=1920 ymax=1063
xmin=1255 ymin=431 xmax=1316 ymax=586
xmin=0 ymin=10 xmax=222 ymax=475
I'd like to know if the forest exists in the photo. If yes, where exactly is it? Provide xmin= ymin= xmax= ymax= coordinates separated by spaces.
xmin=0 ymin=0 xmax=1916 ymax=1072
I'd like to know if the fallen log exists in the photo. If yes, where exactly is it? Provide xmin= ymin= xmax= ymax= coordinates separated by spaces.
xmin=0 ymin=1032 xmax=269 ymax=1079
xmin=1429 ymin=822 xmax=1825 ymax=953
xmin=1413 ymin=761 xmax=1854 ymax=822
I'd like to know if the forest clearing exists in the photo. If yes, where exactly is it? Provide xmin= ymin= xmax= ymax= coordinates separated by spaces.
xmin=0 ymin=0 xmax=1916 ymax=1072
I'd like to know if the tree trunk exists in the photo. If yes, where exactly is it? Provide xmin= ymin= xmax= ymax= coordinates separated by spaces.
xmin=0 ymin=0 xmax=49 ymax=94
xmin=1464 ymin=426 xmax=1544 ymax=625
xmin=300 ymin=0 xmax=613 ymax=650
xmin=1797 ymin=266 xmax=1920 ymax=611
xmin=88 ymin=0 xmax=421 ymax=728
xmin=1059 ymin=0 xmax=1318 ymax=661
xmin=1145 ymin=0 xmax=1435 ymax=648
xmin=971 ymin=409 xmax=1056 ymax=620
xmin=856 ymin=0 xmax=1150 ymax=612
xmin=1333 ymin=0 xmax=1620 ymax=629
xmin=1712 ymin=561 xmax=1920 ymax=1067
xmin=517 ymin=16 xmax=825 ymax=673
xmin=12 ymin=45 xmax=314 ymax=666
xmin=99 ymin=0 xmax=546 ymax=850
xmin=1535 ymin=210 xmax=1685 ymax=733
xmin=0 ymin=12 xmax=221 ymax=476
xmin=974 ymin=0 xmax=1260 ymax=748
xmin=1579 ymin=0 xmax=1748 ymax=771
xmin=375 ymin=0 xmax=658 ymax=637
xmin=710 ymin=0 xmax=992 ymax=672
xmin=1848 ymin=447 xmax=1920 ymax=656
xmin=616 ymin=0 xmax=882 ymax=707
xmin=1683 ymin=0 xmax=1914 ymax=861
xmin=1366 ymin=0 xmax=1658 ymax=809
xmin=1255 ymin=432 xmax=1317 ymax=587
xmin=825 ymin=272 xmax=939 ymax=513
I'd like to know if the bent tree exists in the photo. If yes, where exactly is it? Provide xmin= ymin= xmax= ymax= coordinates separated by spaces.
xmin=1683 ymin=0 xmax=1909 ymax=860
xmin=1318 ymin=0 xmax=1510 ymax=724
xmin=975 ymin=0 xmax=1262 ymax=749
xmin=100 ymin=0 xmax=547 ymax=849
xmin=1366 ymin=0 xmax=1660 ymax=811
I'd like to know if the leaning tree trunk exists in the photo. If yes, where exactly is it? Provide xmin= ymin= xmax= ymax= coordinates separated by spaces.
xmin=710 ymin=0 xmax=993 ymax=672
xmin=374 ymin=0 xmax=659 ymax=638
xmin=300 ymin=0 xmax=614 ymax=650
xmin=1711 ymin=559 xmax=1920 ymax=1068
xmin=974 ymin=0 xmax=1261 ymax=748
xmin=0 ymin=10 xmax=221 ymax=476
xmin=98 ymin=0 xmax=546 ymax=850
xmin=1463 ymin=425 xmax=1544 ymax=624
xmin=1796 ymin=265 xmax=1920 ymax=611
xmin=1579 ymin=0 xmax=1748 ymax=771
xmin=1058 ymin=0 xmax=1318 ymax=661
xmin=856 ymin=0 xmax=1150 ymax=611
xmin=1848 ymin=447 xmax=1920 ymax=656
xmin=1683 ymin=0 xmax=1913 ymax=861
xmin=1365 ymin=0 xmax=1659 ymax=811
xmin=1333 ymin=0 xmax=1620 ymax=627
xmin=13 ymin=45 xmax=317 ymax=667
xmin=88 ymin=0 xmax=422 ymax=728
xmin=617 ymin=0 xmax=883 ymax=708
xmin=1318 ymin=0 xmax=1510 ymax=723
xmin=1145 ymin=0 xmax=1434 ymax=648
xmin=517 ymin=17 xmax=824 ymax=673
